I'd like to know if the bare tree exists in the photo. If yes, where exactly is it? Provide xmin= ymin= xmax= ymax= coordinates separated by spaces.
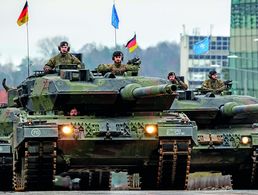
xmin=37 ymin=36 xmax=69 ymax=58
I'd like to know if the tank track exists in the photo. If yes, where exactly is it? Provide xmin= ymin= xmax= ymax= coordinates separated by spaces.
xmin=13 ymin=140 xmax=57 ymax=191
xmin=251 ymin=147 xmax=258 ymax=187
xmin=157 ymin=138 xmax=192 ymax=189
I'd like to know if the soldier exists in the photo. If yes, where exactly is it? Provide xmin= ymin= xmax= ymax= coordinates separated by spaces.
xmin=43 ymin=41 xmax=82 ymax=73
xmin=167 ymin=72 xmax=188 ymax=90
xmin=69 ymin=107 xmax=78 ymax=116
xmin=96 ymin=51 xmax=140 ymax=76
xmin=201 ymin=70 xmax=226 ymax=94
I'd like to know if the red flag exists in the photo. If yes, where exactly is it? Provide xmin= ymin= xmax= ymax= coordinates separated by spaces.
xmin=17 ymin=1 xmax=29 ymax=26
xmin=125 ymin=34 xmax=138 ymax=53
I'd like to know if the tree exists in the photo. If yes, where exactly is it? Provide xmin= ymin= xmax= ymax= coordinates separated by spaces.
xmin=37 ymin=36 xmax=69 ymax=58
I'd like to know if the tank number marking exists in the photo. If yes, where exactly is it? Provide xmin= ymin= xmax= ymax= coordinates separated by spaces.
xmin=167 ymin=129 xmax=185 ymax=136
xmin=31 ymin=128 xmax=41 ymax=137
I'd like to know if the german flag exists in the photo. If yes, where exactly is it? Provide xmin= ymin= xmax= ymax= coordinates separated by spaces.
xmin=125 ymin=34 xmax=138 ymax=53
xmin=17 ymin=1 xmax=28 ymax=26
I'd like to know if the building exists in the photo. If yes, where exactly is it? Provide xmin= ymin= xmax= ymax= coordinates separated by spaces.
xmin=229 ymin=0 xmax=258 ymax=97
xmin=180 ymin=34 xmax=230 ymax=89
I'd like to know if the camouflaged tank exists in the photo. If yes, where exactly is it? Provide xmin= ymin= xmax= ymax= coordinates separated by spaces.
xmin=170 ymin=88 xmax=258 ymax=189
xmin=0 ymin=81 xmax=20 ymax=191
xmin=5 ymin=65 xmax=198 ymax=191
xmin=0 ymin=105 xmax=20 ymax=191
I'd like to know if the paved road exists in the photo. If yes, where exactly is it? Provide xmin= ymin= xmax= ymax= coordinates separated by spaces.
xmin=2 ymin=191 xmax=258 ymax=195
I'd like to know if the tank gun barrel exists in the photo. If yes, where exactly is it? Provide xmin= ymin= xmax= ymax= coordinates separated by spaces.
xmin=120 ymin=83 xmax=177 ymax=101
xmin=220 ymin=102 xmax=258 ymax=116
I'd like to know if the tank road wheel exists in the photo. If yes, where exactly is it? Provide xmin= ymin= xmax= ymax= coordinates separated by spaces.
xmin=128 ymin=173 xmax=141 ymax=190
xmin=157 ymin=139 xmax=192 ymax=190
xmin=13 ymin=147 xmax=26 ymax=191
xmin=0 ymin=170 xmax=13 ymax=191
xmin=13 ymin=141 xmax=57 ymax=191
xmin=89 ymin=171 xmax=111 ymax=190
xmin=250 ymin=147 xmax=258 ymax=188
xmin=140 ymin=166 xmax=157 ymax=190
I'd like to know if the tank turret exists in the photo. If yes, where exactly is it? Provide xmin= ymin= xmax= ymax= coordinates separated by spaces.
xmin=14 ymin=68 xmax=178 ymax=113
xmin=171 ymin=90 xmax=258 ymax=126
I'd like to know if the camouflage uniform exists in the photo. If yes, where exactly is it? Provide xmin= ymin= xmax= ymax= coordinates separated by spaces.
xmin=170 ymin=80 xmax=188 ymax=90
xmin=96 ymin=63 xmax=139 ymax=76
xmin=44 ymin=53 xmax=82 ymax=70
xmin=201 ymin=79 xmax=226 ymax=93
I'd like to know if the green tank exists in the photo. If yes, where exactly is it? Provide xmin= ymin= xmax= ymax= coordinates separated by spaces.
xmin=170 ymin=89 xmax=258 ymax=189
xmin=5 ymin=65 xmax=197 ymax=191
xmin=0 ymin=103 xmax=20 ymax=190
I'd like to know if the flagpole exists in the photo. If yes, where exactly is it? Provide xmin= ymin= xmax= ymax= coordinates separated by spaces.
xmin=114 ymin=29 xmax=117 ymax=49
xmin=134 ymin=32 xmax=138 ymax=57
xmin=26 ymin=21 xmax=30 ymax=76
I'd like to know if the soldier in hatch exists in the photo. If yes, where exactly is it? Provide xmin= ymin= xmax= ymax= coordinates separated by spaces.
xmin=167 ymin=72 xmax=188 ymax=90
xmin=43 ymin=41 xmax=82 ymax=73
xmin=96 ymin=51 xmax=140 ymax=76
xmin=201 ymin=70 xmax=226 ymax=94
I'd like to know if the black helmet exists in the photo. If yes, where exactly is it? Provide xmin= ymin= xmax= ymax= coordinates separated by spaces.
xmin=167 ymin=72 xmax=176 ymax=79
xmin=58 ymin=41 xmax=70 ymax=51
xmin=112 ymin=51 xmax=124 ymax=61
xmin=208 ymin=70 xmax=217 ymax=78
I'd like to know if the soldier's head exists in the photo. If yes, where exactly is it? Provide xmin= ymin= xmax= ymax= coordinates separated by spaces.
xmin=58 ymin=41 xmax=70 ymax=54
xmin=70 ymin=107 xmax=78 ymax=116
xmin=167 ymin=72 xmax=176 ymax=81
xmin=208 ymin=70 xmax=218 ymax=80
xmin=112 ymin=51 xmax=123 ymax=64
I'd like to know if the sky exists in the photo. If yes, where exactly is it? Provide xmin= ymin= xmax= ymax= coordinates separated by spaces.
xmin=0 ymin=0 xmax=231 ymax=66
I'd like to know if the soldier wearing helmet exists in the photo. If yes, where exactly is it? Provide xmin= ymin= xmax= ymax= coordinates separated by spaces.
xmin=201 ymin=70 xmax=226 ymax=94
xmin=43 ymin=41 xmax=82 ymax=73
xmin=167 ymin=72 xmax=188 ymax=90
xmin=96 ymin=51 xmax=140 ymax=76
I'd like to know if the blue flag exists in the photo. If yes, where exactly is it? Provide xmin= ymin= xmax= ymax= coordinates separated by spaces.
xmin=193 ymin=37 xmax=210 ymax=55
xmin=111 ymin=4 xmax=119 ymax=29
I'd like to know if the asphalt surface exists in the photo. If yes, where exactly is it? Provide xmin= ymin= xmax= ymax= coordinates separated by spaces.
xmin=2 ymin=191 xmax=258 ymax=195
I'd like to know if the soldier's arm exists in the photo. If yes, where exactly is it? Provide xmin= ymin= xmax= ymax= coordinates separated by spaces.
xmin=44 ymin=57 xmax=56 ymax=72
xmin=125 ymin=64 xmax=139 ymax=72
xmin=96 ymin=64 xmax=112 ymax=73
xmin=216 ymin=80 xmax=227 ymax=92
xmin=71 ymin=55 xmax=82 ymax=69
xmin=201 ymin=80 xmax=212 ymax=91
xmin=175 ymin=77 xmax=188 ymax=90
xmin=179 ymin=81 xmax=188 ymax=90
xmin=44 ymin=57 xmax=56 ymax=69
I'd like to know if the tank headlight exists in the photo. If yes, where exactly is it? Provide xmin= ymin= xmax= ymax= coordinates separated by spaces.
xmin=241 ymin=136 xmax=250 ymax=145
xmin=145 ymin=124 xmax=158 ymax=135
xmin=62 ymin=125 xmax=73 ymax=135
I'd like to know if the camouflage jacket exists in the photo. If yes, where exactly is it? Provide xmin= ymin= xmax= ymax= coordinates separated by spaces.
xmin=170 ymin=80 xmax=188 ymax=90
xmin=96 ymin=63 xmax=139 ymax=76
xmin=201 ymin=79 xmax=226 ymax=92
xmin=44 ymin=53 xmax=82 ymax=69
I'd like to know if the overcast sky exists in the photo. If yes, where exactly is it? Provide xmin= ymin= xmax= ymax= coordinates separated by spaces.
xmin=0 ymin=0 xmax=231 ymax=66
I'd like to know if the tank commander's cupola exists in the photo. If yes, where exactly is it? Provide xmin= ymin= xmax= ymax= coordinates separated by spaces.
xmin=56 ymin=65 xmax=92 ymax=82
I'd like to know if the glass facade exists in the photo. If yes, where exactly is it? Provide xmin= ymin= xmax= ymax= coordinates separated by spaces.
xmin=229 ymin=0 xmax=258 ymax=97
xmin=187 ymin=36 xmax=230 ymax=89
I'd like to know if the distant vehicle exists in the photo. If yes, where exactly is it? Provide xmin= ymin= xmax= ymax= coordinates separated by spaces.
xmin=170 ymin=87 xmax=258 ymax=189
